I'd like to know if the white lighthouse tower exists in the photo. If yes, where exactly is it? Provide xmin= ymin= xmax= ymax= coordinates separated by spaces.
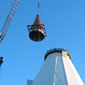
xmin=28 ymin=48 xmax=84 ymax=85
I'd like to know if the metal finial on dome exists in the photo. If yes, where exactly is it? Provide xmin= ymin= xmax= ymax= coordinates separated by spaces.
xmin=27 ymin=14 xmax=46 ymax=42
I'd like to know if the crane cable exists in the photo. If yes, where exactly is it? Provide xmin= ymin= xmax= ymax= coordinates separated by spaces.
xmin=38 ymin=2 xmax=40 ymax=8
xmin=37 ymin=1 xmax=40 ymax=14
xmin=0 ymin=0 xmax=12 ymax=19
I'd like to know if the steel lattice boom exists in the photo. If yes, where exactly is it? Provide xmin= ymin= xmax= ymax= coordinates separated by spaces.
xmin=0 ymin=0 xmax=21 ymax=43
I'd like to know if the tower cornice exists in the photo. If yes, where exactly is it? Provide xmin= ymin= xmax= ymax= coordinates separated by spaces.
xmin=44 ymin=48 xmax=72 ymax=60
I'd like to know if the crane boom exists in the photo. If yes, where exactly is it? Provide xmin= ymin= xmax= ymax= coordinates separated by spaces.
xmin=0 ymin=0 xmax=21 ymax=43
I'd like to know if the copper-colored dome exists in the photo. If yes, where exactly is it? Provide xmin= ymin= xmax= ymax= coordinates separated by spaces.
xmin=27 ymin=14 xmax=46 ymax=42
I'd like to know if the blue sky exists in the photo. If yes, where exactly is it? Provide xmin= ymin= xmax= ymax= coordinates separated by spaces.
xmin=0 ymin=0 xmax=85 ymax=85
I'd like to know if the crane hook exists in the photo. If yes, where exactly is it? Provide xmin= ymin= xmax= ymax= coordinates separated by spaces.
xmin=38 ymin=2 xmax=40 ymax=8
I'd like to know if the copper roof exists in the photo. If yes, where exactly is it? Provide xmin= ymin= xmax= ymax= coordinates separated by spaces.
xmin=33 ymin=14 xmax=42 ymax=25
